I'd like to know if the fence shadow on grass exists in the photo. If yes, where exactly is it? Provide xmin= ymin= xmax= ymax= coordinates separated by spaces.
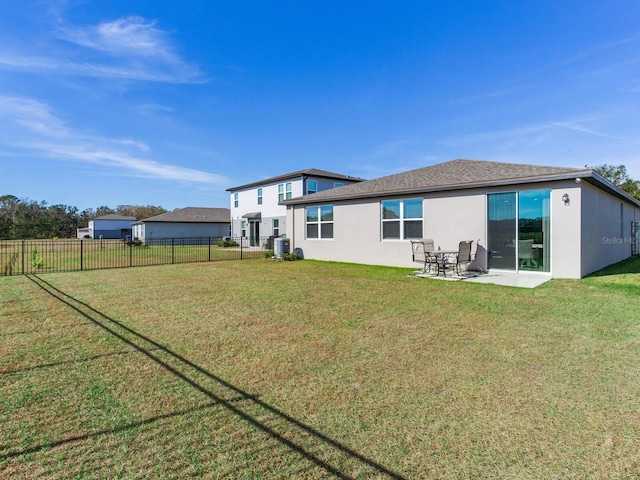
xmin=19 ymin=275 xmax=406 ymax=480
xmin=2 ymin=402 xmax=222 ymax=459
xmin=0 ymin=347 xmax=160 ymax=375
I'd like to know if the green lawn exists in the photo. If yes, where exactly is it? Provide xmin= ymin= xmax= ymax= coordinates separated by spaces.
xmin=1 ymin=258 xmax=640 ymax=479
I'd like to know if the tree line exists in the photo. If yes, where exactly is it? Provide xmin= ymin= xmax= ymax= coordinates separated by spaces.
xmin=0 ymin=195 xmax=167 ymax=239
xmin=587 ymin=164 xmax=640 ymax=200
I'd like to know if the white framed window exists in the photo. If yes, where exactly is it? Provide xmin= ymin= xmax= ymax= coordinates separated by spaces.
xmin=307 ymin=179 xmax=318 ymax=194
xmin=257 ymin=188 xmax=263 ymax=205
xmin=278 ymin=182 xmax=292 ymax=202
xmin=273 ymin=219 xmax=279 ymax=237
xmin=234 ymin=192 xmax=239 ymax=208
xmin=381 ymin=199 xmax=423 ymax=240
xmin=306 ymin=205 xmax=333 ymax=239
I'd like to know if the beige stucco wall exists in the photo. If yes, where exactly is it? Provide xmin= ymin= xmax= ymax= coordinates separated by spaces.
xmin=286 ymin=181 xmax=639 ymax=278
xmin=580 ymin=182 xmax=639 ymax=276
xmin=288 ymin=192 xmax=488 ymax=270
xmin=422 ymin=192 xmax=487 ymax=270
xmin=549 ymin=182 xmax=583 ymax=278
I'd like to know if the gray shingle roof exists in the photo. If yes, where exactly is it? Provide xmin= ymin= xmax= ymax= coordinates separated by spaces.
xmin=139 ymin=207 xmax=230 ymax=223
xmin=93 ymin=214 xmax=137 ymax=221
xmin=226 ymin=168 xmax=365 ymax=192
xmin=282 ymin=159 xmax=594 ymax=204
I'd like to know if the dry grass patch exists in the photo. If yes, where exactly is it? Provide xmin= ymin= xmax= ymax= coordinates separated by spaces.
xmin=1 ymin=258 xmax=640 ymax=478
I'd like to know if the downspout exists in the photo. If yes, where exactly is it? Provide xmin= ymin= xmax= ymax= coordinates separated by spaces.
xmin=290 ymin=205 xmax=295 ymax=252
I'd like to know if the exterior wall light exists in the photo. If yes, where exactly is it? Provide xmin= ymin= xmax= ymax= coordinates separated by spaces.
xmin=562 ymin=193 xmax=570 ymax=205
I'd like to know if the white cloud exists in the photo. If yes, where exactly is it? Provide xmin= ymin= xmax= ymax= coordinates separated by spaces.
xmin=60 ymin=16 xmax=168 ymax=55
xmin=0 ymin=95 xmax=70 ymax=138
xmin=0 ymin=94 xmax=226 ymax=185
xmin=552 ymin=122 xmax=611 ymax=137
xmin=440 ymin=119 xmax=612 ymax=149
xmin=0 ymin=15 xmax=205 ymax=83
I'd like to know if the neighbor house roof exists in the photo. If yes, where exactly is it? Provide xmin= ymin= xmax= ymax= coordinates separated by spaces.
xmin=92 ymin=214 xmax=136 ymax=221
xmin=281 ymin=159 xmax=640 ymax=207
xmin=137 ymin=207 xmax=230 ymax=224
xmin=226 ymin=168 xmax=366 ymax=192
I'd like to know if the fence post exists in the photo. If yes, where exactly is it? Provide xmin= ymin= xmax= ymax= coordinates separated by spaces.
xmin=172 ymin=237 xmax=175 ymax=264
xmin=240 ymin=237 xmax=243 ymax=260
xmin=80 ymin=240 xmax=83 ymax=271
xmin=21 ymin=240 xmax=25 ymax=275
xmin=129 ymin=240 xmax=133 ymax=267
xmin=208 ymin=237 xmax=211 ymax=262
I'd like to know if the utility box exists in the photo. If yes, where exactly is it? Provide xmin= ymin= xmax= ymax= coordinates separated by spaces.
xmin=274 ymin=238 xmax=290 ymax=258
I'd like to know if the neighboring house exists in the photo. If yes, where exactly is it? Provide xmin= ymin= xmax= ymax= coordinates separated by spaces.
xmin=132 ymin=207 xmax=230 ymax=244
xmin=76 ymin=227 xmax=91 ymax=239
xmin=87 ymin=214 xmax=136 ymax=240
xmin=282 ymin=159 xmax=640 ymax=279
xmin=226 ymin=168 xmax=364 ymax=246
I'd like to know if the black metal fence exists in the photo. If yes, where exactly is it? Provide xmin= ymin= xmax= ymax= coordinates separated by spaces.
xmin=0 ymin=237 xmax=268 ymax=275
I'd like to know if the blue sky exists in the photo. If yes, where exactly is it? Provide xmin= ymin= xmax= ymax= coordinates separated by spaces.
xmin=1 ymin=1 xmax=639 ymax=211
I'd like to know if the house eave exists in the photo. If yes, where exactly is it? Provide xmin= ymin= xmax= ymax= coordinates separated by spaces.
xmin=226 ymin=170 xmax=364 ymax=192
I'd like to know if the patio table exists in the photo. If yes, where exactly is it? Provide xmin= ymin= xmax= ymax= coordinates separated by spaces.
xmin=432 ymin=250 xmax=458 ymax=277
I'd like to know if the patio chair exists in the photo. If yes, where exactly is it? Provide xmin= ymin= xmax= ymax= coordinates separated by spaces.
xmin=423 ymin=238 xmax=435 ymax=255
xmin=441 ymin=240 xmax=474 ymax=276
xmin=411 ymin=239 xmax=437 ymax=273
xmin=518 ymin=239 xmax=538 ymax=268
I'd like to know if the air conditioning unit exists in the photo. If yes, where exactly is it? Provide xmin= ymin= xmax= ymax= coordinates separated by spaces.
xmin=274 ymin=238 xmax=290 ymax=258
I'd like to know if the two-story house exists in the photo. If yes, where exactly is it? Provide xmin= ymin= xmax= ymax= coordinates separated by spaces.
xmin=226 ymin=168 xmax=365 ymax=246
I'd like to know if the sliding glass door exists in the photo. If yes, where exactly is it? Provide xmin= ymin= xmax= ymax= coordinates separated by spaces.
xmin=518 ymin=190 xmax=550 ymax=272
xmin=487 ymin=190 xmax=550 ymax=272
xmin=488 ymin=192 xmax=517 ymax=270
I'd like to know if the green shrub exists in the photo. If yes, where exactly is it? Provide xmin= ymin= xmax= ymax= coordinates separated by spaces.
xmin=216 ymin=239 xmax=238 ymax=247
xmin=30 ymin=248 xmax=43 ymax=268
xmin=263 ymin=249 xmax=274 ymax=258
xmin=281 ymin=252 xmax=300 ymax=261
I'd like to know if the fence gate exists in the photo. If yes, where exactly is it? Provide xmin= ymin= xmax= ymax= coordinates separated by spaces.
xmin=633 ymin=222 xmax=640 ymax=256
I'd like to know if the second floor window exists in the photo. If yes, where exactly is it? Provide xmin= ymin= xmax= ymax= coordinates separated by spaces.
xmin=307 ymin=180 xmax=317 ymax=195
xmin=278 ymin=182 xmax=292 ymax=202
xmin=234 ymin=192 xmax=239 ymax=208
xmin=257 ymin=188 xmax=263 ymax=205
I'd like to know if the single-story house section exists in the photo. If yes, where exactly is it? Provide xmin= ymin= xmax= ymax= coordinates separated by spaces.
xmin=133 ymin=207 xmax=230 ymax=244
xmin=282 ymin=159 xmax=640 ymax=279
xmin=87 ymin=214 xmax=136 ymax=240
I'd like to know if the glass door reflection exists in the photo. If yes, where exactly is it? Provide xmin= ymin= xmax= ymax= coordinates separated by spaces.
xmin=518 ymin=190 xmax=550 ymax=272
xmin=488 ymin=192 xmax=516 ymax=270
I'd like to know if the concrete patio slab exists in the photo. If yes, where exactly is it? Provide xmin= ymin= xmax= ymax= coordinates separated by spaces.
xmin=410 ymin=270 xmax=551 ymax=288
